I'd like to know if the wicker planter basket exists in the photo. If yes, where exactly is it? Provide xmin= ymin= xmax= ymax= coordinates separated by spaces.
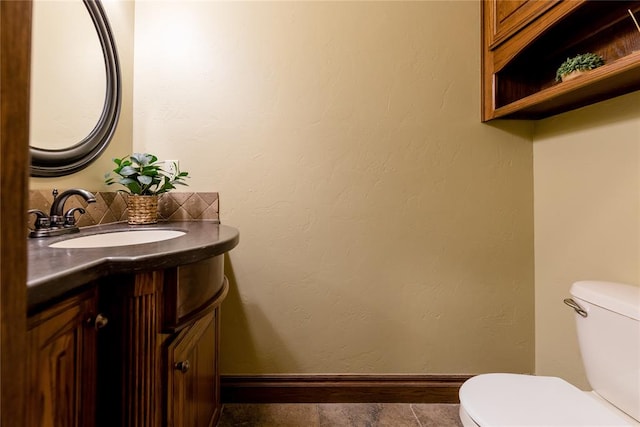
xmin=560 ymin=69 xmax=586 ymax=82
xmin=127 ymin=195 xmax=158 ymax=225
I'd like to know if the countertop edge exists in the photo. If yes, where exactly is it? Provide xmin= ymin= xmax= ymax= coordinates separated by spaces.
xmin=27 ymin=221 xmax=239 ymax=311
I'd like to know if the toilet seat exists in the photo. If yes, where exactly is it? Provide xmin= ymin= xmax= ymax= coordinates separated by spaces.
xmin=459 ymin=373 xmax=634 ymax=427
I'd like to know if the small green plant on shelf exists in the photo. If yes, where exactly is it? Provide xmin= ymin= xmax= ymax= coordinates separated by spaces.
xmin=555 ymin=53 xmax=605 ymax=82
xmin=104 ymin=153 xmax=190 ymax=196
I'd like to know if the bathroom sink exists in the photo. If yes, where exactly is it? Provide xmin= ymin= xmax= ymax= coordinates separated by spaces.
xmin=49 ymin=229 xmax=186 ymax=249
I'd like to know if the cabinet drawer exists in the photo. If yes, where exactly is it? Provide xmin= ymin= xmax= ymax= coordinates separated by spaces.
xmin=163 ymin=255 xmax=225 ymax=330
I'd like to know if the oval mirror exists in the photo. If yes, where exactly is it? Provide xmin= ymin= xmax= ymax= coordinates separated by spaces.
xmin=30 ymin=0 xmax=121 ymax=177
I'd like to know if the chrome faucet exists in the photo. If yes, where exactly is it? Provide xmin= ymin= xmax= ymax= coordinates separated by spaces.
xmin=28 ymin=189 xmax=96 ymax=238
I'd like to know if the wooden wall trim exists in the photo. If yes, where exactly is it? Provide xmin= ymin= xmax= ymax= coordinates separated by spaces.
xmin=0 ymin=1 xmax=32 ymax=426
xmin=221 ymin=374 xmax=471 ymax=404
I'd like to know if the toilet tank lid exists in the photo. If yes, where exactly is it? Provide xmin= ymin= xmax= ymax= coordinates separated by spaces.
xmin=571 ymin=281 xmax=640 ymax=320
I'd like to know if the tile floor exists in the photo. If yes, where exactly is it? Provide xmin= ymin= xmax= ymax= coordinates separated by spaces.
xmin=218 ymin=403 xmax=463 ymax=427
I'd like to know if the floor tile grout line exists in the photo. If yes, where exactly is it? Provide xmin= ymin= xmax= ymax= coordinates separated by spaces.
xmin=409 ymin=404 xmax=425 ymax=427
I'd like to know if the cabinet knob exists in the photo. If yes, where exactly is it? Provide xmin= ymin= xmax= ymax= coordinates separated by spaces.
xmin=87 ymin=313 xmax=109 ymax=330
xmin=175 ymin=360 xmax=190 ymax=373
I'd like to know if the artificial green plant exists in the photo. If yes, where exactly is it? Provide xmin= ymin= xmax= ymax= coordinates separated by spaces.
xmin=104 ymin=153 xmax=189 ymax=196
xmin=555 ymin=53 xmax=605 ymax=82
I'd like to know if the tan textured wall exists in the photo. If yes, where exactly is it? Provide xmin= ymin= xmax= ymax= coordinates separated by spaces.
xmin=30 ymin=0 xmax=640 ymax=383
xmin=134 ymin=1 xmax=534 ymax=375
xmin=30 ymin=0 xmax=134 ymax=191
xmin=533 ymin=91 xmax=640 ymax=389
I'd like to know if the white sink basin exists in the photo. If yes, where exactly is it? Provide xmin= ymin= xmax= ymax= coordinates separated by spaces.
xmin=49 ymin=229 xmax=186 ymax=249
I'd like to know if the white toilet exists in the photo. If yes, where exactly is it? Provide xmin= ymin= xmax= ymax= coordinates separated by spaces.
xmin=459 ymin=280 xmax=640 ymax=427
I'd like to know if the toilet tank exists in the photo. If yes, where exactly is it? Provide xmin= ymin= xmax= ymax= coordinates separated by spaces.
xmin=570 ymin=281 xmax=640 ymax=422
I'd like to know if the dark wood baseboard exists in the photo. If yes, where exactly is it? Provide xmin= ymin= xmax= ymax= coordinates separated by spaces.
xmin=221 ymin=374 xmax=472 ymax=404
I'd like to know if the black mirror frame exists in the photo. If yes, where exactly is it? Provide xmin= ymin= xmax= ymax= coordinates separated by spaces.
xmin=30 ymin=0 xmax=121 ymax=177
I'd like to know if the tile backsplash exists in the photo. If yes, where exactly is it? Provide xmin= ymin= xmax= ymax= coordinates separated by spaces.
xmin=28 ymin=191 xmax=219 ymax=230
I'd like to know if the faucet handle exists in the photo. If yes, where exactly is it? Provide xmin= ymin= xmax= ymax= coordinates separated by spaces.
xmin=64 ymin=207 xmax=86 ymax=227
xmin=28 ymin=209 xmax=50 ymax=230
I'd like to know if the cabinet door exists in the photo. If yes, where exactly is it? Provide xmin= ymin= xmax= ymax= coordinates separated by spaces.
xmin=488 ymin=0 xmax=559 ymax=48
xmin=166 ymin=309 xmax=220 ymax=427
xmin=26 ymin=289 xmax=99 ymax=427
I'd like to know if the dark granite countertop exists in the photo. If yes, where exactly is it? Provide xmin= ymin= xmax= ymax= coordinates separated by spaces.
xmin=27 ymin=221 xmax=239 ymax=310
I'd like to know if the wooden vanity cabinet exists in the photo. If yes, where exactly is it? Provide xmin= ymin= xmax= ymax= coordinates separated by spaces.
xmin=95 ymin=255 xmax=227 ymax=427
xmin=27 ymin=255 xmax=228 ymax=427
xmin=482 ymin=0 xmax=640 ymax=121
xmin=26 ymin=287 xmax=101 ymax=427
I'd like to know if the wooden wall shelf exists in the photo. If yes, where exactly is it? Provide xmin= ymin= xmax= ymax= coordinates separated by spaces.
xmin=493 ymin=50 xmax=640 ymax=119
xmin=482 ymin=0 xmax=640 ymax=121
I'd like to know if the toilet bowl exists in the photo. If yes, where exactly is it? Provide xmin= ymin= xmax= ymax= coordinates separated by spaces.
xmin=459 ymin=373 xmax=638 ymax=426
xmin=458 ymin=281 xmax=640 ymax=427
